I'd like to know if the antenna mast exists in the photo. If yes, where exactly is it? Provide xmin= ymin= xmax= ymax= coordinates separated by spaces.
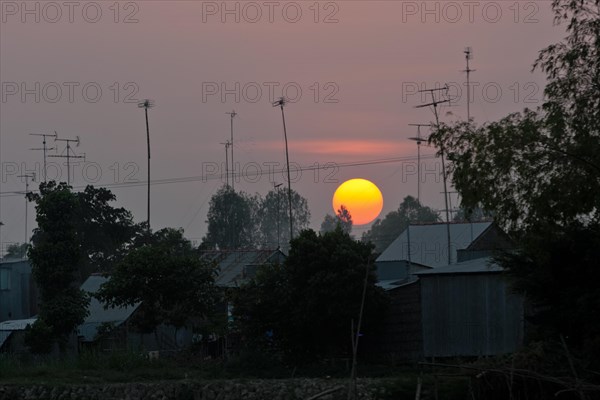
xmin=220 ymin=141 xmax=231 ymax=188
xmin=415 ymin=85 xmax=453 ymax=265
xmin=48 ymin=136 xmax=85 ymax=185
xmin=274 ymin=182 xmax=283 ymax=249
xmin=408 ymin=123 xmax=432 ymax=204
xmin=273 ymin=98 xmax=294 ymax=242
xmin=226 ymin=110 xmax=237 ymax=190
xmin=463 ymin=47 xmax=475 ymax=121
xmin=17 ymin=173 xmax=35 ymax=243
xmin=29 ymin=131 xmax=57 ymax=182
xmin=138 ymin=99 xmax=155 ymax=232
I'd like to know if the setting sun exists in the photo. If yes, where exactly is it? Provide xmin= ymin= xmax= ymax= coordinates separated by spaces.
xmin=332 ymin=179 xmax=384 ymax=225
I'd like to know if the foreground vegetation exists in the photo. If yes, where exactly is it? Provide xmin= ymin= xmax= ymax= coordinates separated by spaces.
xmin=0 ymin=350 xmax=469 ymax=400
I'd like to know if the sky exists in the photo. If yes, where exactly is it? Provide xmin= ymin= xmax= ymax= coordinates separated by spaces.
xmin=0 ymin=1 xmax=566 ymax=251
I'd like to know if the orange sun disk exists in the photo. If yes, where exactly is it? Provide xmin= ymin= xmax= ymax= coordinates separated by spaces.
xmin=332 ymin=179 xmax=384 ymax=225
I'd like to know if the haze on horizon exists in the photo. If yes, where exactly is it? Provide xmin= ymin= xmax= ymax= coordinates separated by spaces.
xmin=0 ymin=1 xmax=565 ymax=249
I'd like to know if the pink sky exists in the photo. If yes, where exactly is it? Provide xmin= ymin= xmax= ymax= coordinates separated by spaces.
xmin=0 ymin=1 xmax=565 ymax=247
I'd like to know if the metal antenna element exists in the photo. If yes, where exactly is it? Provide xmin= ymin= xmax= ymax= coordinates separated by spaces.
xmin=414 ymin=86 xmax=453 ymax=265
xmin=273 ymin=97 xmax=294 ymax=242
xmin=220 ymin=141 xmax=231 ymax=188
xmin=226 ymin=110 xmax=237 ymax=190
xmin=408 ymin=124 xmax=433 ymax=204
xmin=138 ymin=99 xmax=155 ymax=232
xmin=274 ymin=182 xmax=283 ymax=249
xmin=29 ymin=131 xmax=57 ymax=182
xmin=17 ymin=173 xmax=35 ymax=243
xmin=48 ymin=135 xmax=85 ymax=185
xmin=463 ymin=47 xmax=475 ymax=121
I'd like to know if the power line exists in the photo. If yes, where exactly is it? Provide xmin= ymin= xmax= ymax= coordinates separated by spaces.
xmin=0 ymin=154 xmax=438 ymax=198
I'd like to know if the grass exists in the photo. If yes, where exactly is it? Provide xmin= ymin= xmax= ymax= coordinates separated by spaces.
xmin=0 ymin=350 xmax=469 ymax=400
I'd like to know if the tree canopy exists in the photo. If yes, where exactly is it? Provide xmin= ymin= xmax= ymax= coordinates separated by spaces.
xmin=3 ymin=243 xmax=29 ymax=259
xmin=427 ymin=0 xmax=600 ymax=364
xmin=232 ymin=228 xmax=388 ymax=362
xmin=362 ymin=196 xmax=439 ymax=253
xmin=429 ymin=0 xmax=600 ymax=234
xmin=202 ymin=186 xmax=259 ymax=250
xmin=320 ymin=205 xmax=353 ymax=235
xmin=202 ymin=185 xmax=310 ymax=251
xmin=257 ymin=187 xmax=311 ymax=250
xmin=25 ymin=181 xmax=90 ymax=352
xmin=97 ymin=228 xmax=218 ymax=332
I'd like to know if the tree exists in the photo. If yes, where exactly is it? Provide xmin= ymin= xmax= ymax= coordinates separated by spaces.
xmin=429 ymin=0 xmax=600 ymax=234
xmin=362 ymin=196 xmax=439 ymax=252
xmin=4 ymin=243 xmax=29 ymax=259
xmin=202 ymin=186 xmax=259 ymax=250
xmin=498 ymin=222 xmax=600 ymax=358
xmin=426 ymin=0 xmax=600 ymax=365
xmin=453 ymin=206 xmax=492 ymax=223
xmin=97 ymin=228 xmax=218 ymax=333
xmin=320 ymin=206 xmax=353 ymax=235
xmin=74 ymin=184 xmax=141 ymax=278
xmin=257 ymin=188 xmax=311 ymax=250
xmin=25 ymin=181 xmax=90 ymax=352
xmin=232 ymin=228 xmax=389 ymax=361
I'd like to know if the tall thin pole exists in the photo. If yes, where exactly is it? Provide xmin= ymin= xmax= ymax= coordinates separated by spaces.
xmin=274 ymin=182 xmax=283 ymax=249
xmin=464 ymin=47 xmax=475 ymax=122
xmin=221 ymin=141 xmax=231 ymax=187
xmin=138 ymin=99 xmax=155 ymax=232
xmin=348 ymin=256 xmax=371 ymax=400
xmin=273 ymin=98 xmax=294 ymax=242
xmin=226 ymin=110 xmax=237 ymax=190
xmin=30 ymin=132 xmax=57 ymax=182
xmin=409 ymin=124 xmax=431 ymax=204
xmin=415 ymin=87 xmax=452 ymax=265
xmin=18 ymin=173 xmax=35 ymax=243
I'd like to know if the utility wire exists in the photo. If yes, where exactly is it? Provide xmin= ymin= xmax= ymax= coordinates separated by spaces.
xmin=0 ymin=154 xmax=438 ymax=198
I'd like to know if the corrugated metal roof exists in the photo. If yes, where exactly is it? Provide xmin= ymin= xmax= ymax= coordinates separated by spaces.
xmin=200 ymin=249 xmax=284 ymax=288
xmin=0 ymin=318 xmax=37 ymax=349
xmin=415 ymin=257 xmax=503 ymax=275
xmin=377 ymin=222 xmax=492 ymax=268
xmin=0 ymin=318 xmax=37 ymax=331
xmin=376 ymin=275 xmax=419 ymax=291
xmin=78 ymin=275 xmax=140 ymax=342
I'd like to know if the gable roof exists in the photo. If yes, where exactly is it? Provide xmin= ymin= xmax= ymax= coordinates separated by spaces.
xmin=376 ymin=222 xmax=492 ymax=268
xmin=415 ymin=257 xmax=503 ymax=276
xmin=199 ymin=249 xmax=285 ymax=288
xmin=78 ymin=275 xmax=141 ymax=342
xmin=0 ymin=318 xmax=37 ymax=349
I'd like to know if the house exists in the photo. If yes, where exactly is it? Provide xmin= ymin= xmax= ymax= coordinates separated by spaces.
xmin=0 ymin=318 xmax=36 ymax=353
xmin=0 ymin=259 xmax=38 ymax=323
xmin=200 ymin=249 xmax=286 ymax=288
xmin=416 ymin=257 xmax=524 ymax=357
xmin=77 ymin=274 xmax=141 ymax=349
xmin=375 ymin=222 xmax=513 ymax=284
xmin=368 ymin=222 xmax=522 ymax=360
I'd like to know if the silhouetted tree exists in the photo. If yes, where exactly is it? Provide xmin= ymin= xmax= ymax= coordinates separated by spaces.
xmin=257 ymin=188 xmax=310 ymax=250
xmin=4 ymin=243 xmax=29 ymax=259
xmin=232 ymin=228 xmax=388 ymax=362
xmin=97 ymin=228 xmax=218 ymax=333
xmin=320 ymin=206 xmax=353 ymax=235
xmin=362 ymin=196 xmax=439 ymax=252
xmin=202 ymin=186 xmax=259 ymax=250
xmin=25 ymin=182 xmax=90 ymax=353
